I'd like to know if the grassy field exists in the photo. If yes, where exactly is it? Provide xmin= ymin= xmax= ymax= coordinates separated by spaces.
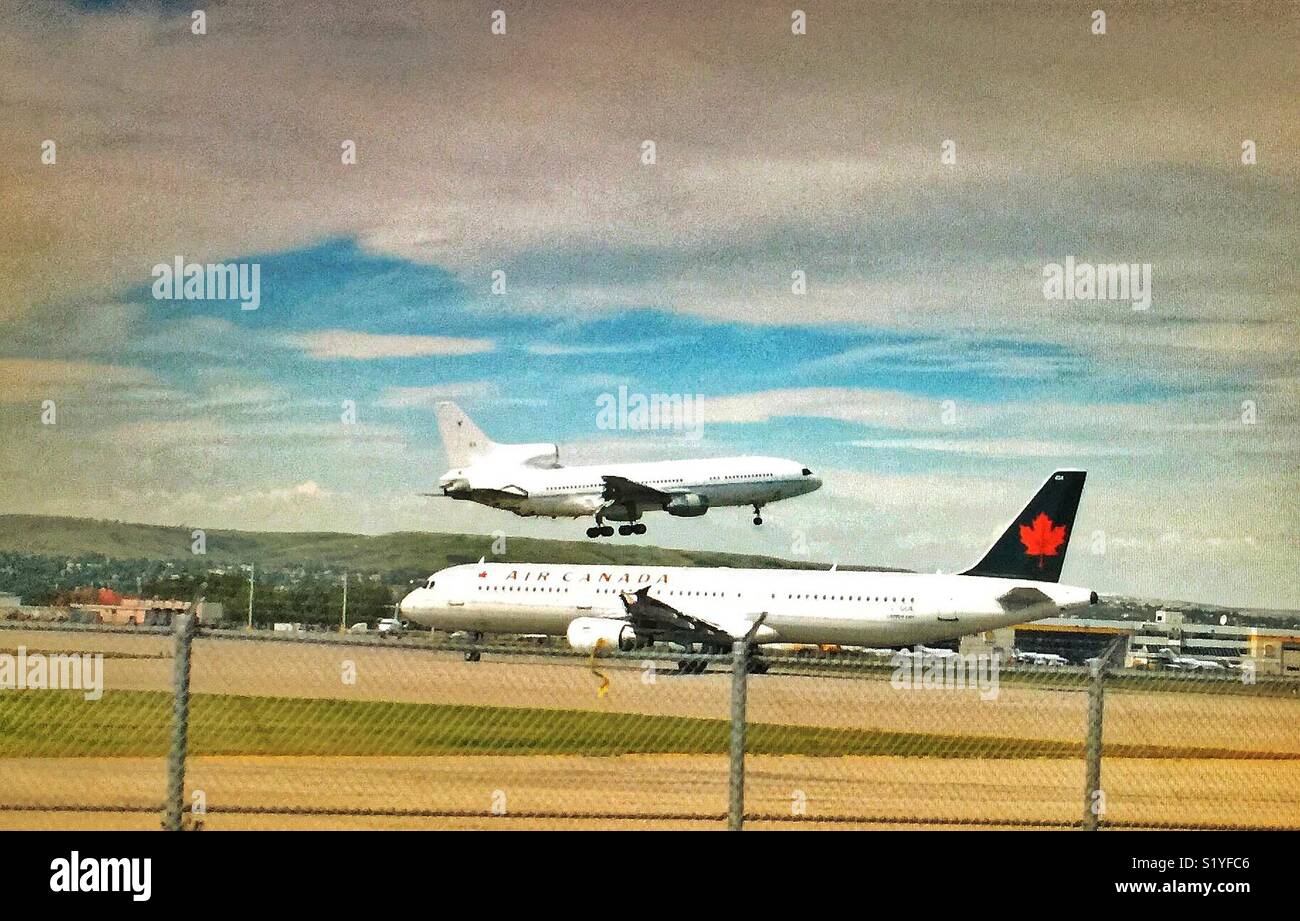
xmin=0 ymin=689 xmax=1292 ymax=761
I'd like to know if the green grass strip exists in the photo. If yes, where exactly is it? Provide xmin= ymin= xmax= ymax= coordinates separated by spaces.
xmin=0 ymin=690 xmax=1291 ymax=760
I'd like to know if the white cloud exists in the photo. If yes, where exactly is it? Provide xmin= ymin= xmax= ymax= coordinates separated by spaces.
xmin=524 ymin=341 xmax=677 ymax=356
xmin=376 ymin=382 xmax=498 ymax=408
xmin=0 ymin=359 xmax=157 ymax=403
xmin=699 ymin=388 xmax=942 ymax=428
xmin=214 ymin=479 xmax=331 ymax=510
xmin=287 ymin=330 xmax=495 ymax=360
xmin=847 ymin=437 xmax=1136 ymax=458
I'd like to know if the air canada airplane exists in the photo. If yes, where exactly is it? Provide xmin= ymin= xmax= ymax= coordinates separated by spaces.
xmin=430 ymin=401 xmax=821 ymax=538
xmin=401 ymin=469 xmax=1098 ymax=670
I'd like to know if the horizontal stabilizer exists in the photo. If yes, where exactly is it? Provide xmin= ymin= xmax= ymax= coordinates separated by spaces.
xmin=996 ymin=586 xmax=1054 ymax=610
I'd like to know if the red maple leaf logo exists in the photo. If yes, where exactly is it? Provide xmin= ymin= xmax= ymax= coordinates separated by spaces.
xmin=478 ymin=570 xmax=488 ymax=578
xmin=1019 ymin=512 xmax=1067 ymax=568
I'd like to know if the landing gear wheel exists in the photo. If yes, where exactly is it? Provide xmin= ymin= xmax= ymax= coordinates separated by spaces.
xmin=600 ymin=525 xmax=615 ymax=537
xmin=586 ymin=526 xmax=601 ymax=539
xmin=676 ymin=644 xmax=709 ymax=675
xmin=632 ymin=523 xmax=647 ymax=535
xmin=753 ymin=516 xmax=763 ymax=525
xmin=752 ymin=504 xmax=764 ymax=526
xmin=618 ymin=524 xmax=634 ymax=536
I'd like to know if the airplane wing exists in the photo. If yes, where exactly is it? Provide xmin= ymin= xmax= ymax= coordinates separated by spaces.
xmin=601 ymin=475 xmax=673 ymax=504
xmin=617 ymin=586 xmax=735 ymax=647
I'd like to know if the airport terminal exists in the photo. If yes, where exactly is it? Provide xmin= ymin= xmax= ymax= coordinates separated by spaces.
xmin=964 ymin=610 xmax=1300 ymax=676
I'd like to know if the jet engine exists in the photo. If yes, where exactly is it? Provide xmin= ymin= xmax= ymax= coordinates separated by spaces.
xmin=566 ymin=617 xmax=638 ymax=654
xmin=664 ymin=493 xmax=709 ymax=517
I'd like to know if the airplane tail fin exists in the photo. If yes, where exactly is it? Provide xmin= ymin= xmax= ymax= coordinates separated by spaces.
xmin=962 ymin=470 xmax=1086 ymax=583
xmin=435 ymin=402 xmax=497 ymax=468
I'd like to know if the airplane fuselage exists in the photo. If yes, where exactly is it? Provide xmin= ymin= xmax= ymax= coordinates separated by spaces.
xmin=442 ymin=455 xmax=821 ymax=520
xmin=400 ymin=563 xmax=1096 ymax=648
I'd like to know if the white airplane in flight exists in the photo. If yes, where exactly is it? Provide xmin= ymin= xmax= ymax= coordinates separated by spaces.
xmin=429 ymin=401 xmax=822 ymax=538
xmin=401 ymin=469 xmax=1098 ymax=671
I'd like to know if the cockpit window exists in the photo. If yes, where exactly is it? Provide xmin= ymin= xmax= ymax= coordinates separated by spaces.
xmin=802 ymin=468 xmax=813 ymax=476
xmin=425 ymin=578 xmax=436 ymax=589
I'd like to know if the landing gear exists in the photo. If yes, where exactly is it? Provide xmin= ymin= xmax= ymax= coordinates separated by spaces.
xmin=464 ymin=631 xmax=482 ymax=663
xmin=676 ymin=641 xmax=739 ymax=675
xmin=676 ymin=642 xmax=712 ymax=675
xmin=752 ymin=504 xmax=764 ymax=526
xmin=587 ymin=515 xmax=642 ymax=538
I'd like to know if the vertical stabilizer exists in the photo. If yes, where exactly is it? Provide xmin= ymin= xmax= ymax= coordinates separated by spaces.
xmin=435 ymin=402 xmax=497 ymax=467
xmin=961 ymin=470 xmax=1087 ymax=583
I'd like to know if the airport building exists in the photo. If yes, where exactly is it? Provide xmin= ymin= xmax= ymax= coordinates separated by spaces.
xmin=963 ymin=609 xmax=1300 ymax=676
xmin=67 ymin=597 xmax=224 ymax=627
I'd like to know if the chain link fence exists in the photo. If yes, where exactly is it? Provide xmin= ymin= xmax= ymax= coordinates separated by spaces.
xmin=0 ymin=619 xmax=1297 ymax=830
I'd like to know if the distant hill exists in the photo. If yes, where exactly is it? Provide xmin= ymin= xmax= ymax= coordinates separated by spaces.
xmin=0 ymin=514 xmax=900 ymax=575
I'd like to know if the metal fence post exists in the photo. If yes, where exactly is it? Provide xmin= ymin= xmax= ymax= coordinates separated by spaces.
xmin=728 ymin=637 xmax=749 ymax=831
xmin=164 ymin=601 xmax=200 ymax=831
xmin=728 ymin=614 xmax=767 ymax=832
xmin=1083 ymin=638 xmax=1122 ymax=831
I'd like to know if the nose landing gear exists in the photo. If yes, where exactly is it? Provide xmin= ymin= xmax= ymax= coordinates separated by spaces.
xmin=752 ymin=504 xmax=764 ymax=526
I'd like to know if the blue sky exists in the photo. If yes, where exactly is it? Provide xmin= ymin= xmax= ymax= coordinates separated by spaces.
xmin=39 ymin=235 xmax=1191 ymax=474
xmin=0 ymin=1 xmax=1295 ymax=607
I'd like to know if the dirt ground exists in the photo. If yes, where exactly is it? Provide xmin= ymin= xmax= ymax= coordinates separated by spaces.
xmin=1 ymin=628 xmax=1297 ymax=830
xmin=2 ymin=754 xmax=1297 ymax=830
